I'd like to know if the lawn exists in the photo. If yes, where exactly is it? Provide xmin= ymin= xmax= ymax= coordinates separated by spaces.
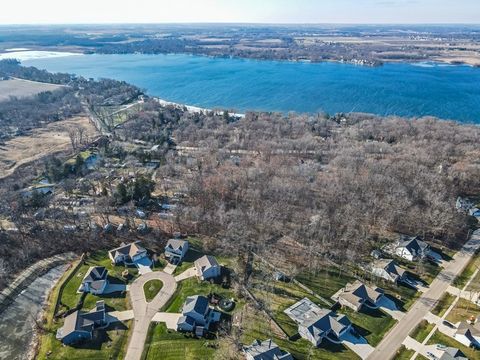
xmin=427 ymin=330 xmax=480 ymax=360
xmin=454 ymin=250 xmax=480 ymax=289
xmin=173 ymin=248 xmax=204 ymax=276
xmin=431 ymin=293 xmax=456 ymax=317
xmin=380 ymin=281 xmax=420 ymax=311
xmin=409 ymin=320 xmax=434 ymax=343
xmin=296 ymin=268 xmax=356 ymax=299
xmin=393 ymin=345 xmax=415 ymax=360
xmin=144 ymin=279 xmax=163 ymax=302
xmin=445 ymin=298 xmax=480 ymax=324
xmin=339 ymin=307 xmax=397 ymax=347
xmin=143 ymin=323 xmax=217 ymax=360
xmin=58 ymin=251 xmax=133 ymax=312
xmin=240 ymin=305 xmax=360 ymax=360
xmin=36 ymin=259 xmax=131 ymax=360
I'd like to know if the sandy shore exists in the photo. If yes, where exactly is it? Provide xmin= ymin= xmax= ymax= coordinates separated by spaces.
xmin=155 ymin=97 xmax=245 ymax=118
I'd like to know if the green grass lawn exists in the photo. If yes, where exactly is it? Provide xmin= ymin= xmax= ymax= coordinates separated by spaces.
xmin=427 ymin=330 xmax=480 ymax=360
xmin=393 ymin=345 xmax=415 ymax=360
xmin=58 ymin=251 xmax=133 ymax=312
xmin=445 ymin=298 xmax=480 ymax=324
xmin=173 ymin=248 xmax=204 ymax=276
xmin=144 ymin=279 xmax=163 ymax=302
xmin=296 ymin=268 xmax=356 ymax=299
xmin=143 ymin=323 xmax=217 ymax=360
xmin=409 ymin=320 xmax=435 ymax=343
xmin=431 ymin=293 xmax=456 ymax=317
xmin=240 ymin=305 xmax=360 ymax=360
xmin=339 ymin=307 xmax=397 ymax=347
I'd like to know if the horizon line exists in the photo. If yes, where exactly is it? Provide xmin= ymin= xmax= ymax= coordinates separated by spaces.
xmin=1 ymin=22 xmax=480 ymax=26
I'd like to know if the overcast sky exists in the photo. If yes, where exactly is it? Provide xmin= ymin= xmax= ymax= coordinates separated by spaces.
xmin=1 ymin=0 xmax=479 ymax=25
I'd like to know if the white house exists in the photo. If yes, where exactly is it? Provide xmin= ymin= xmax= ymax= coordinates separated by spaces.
xmin=335 ymin=281 xmax=384 ymax=312
xmin=78 ymin=266 xmax=109 ymax=295
xmin=165 ymin=239 xmax=189 ymax=264
xmin=284 ymin=298 xmax=352 ymax=346
xmin=454 ymin=320 xmax=480 ymax=348
xmin=194 ymin=255 xmax=221 ymax=280
xmin=371 ymin=259 xmax=408 ymax=283
xmin=176 ymin=295 xmax=220 ymax=336
xmin=108 ymin=241 xmax=148 ymax=265
xmin=243 ymin=339 xmax=293 ymax=360
xmin=395 ymin=236 xmax=430 ymax=261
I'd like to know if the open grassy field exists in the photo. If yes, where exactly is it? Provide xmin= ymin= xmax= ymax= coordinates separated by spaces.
xmin=0 ymin=116 xmax=98 ymax=179
xmin=296 ymin=268 xmax=356 ymax=299
xmin=445 ymin=298 xmax=480 ymax=324
xmin=0 ymin=78 xmax=64 ymax=101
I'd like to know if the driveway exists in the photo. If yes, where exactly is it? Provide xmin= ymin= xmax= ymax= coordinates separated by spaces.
xmin=125 ymin=271 xmax=177 ymax=360
xmin=377 ymin=296 xmax=404 ymax=321
xmin=152 ymin=312 xmax=182 ymax=330
xmin=107 ymin=310 xmax=135 ymax=323
xmin=174 ymin=267 xmax=197 ymax=282
xmin=163 ymin=263 xmax=177 ymax=275
xmin=135 ymin=257 xmax=153 ymax=275
xmin=367 ymin=230 xmax=480 ymax=360
xmin=341 ymin=331 xmax=375 ymax=359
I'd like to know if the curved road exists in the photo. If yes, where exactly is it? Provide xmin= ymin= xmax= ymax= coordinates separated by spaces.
xmin=125 ymin=271 xmax=177 ymax=360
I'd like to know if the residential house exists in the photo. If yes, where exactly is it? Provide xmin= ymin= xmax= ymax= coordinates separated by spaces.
xmin=165 ymin=239 xmax=189 ymax=264
xmin=243 ymin=339 xmax=293 ymax=360
xmin=335 ymin=281 xmax=384 ymax=312
xmin=56 ymin=301 xmax=107 ymax=345
xmin=454 ymin=320 xmax=480 ymax=348
xmin=79 ymin=266 xmax=109 ymax=295
xmin=194 ymin=255 xmax=221 ymax=280
xmin=371 ymin=259 xmax=408 ymax=283
xmin=439 ymin=347 xmax=468 ymax=360
xmin=395 ymin=235 xmax=430 ymax=261
xmin=177 ymin=295 xmax=220 ymax=335
xmin=108 ymin=241 xmax=148 ymax=265
xmin=284 ymin=297 xmax=352 ymax=346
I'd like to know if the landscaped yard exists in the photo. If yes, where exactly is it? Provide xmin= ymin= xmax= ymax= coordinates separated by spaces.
xmin=454 ymin=250 xmax=480 ymax=289
xmin=393 ymin=345 xmax=415 ymax=360
xmin=144 ymin=279 xmax=163 ymax=302
xmin=409 ymin=320 xmax=435 ymax=343
xmin=339 ymin=307 xmax=397 ymax=347
xmin=143 ymin=323 xmax=217 ymax=360
xmin=445 ymin=298 xmax=480 ymax=324
xmin=427 ymin=330 xmax=480 ymax=360
xmin=240 ymin=305 xmax=360 ymax=360
xmin=431 ymin=293 xmax=456 ymax=317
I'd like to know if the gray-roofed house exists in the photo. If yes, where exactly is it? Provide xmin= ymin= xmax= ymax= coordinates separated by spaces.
xmin=56 ymin=301 xmax=106 ymax=345
xmin=284 ymin=297 xmax=352 ymax=346
xmin=165 ymin=239 xmax=189 ymax=264
xmin=395 ymin=235 xmax=430 ymax=261
xmin=454 ymin=320 xmax=480 ymax=348
xmin=108 ymin=241 xmax=148 ymax=265
xmin=370 ymin=259 xmax=408 ymax=284
xmin=79 ymin=266 xmax=109 ymax=295
xmin=243 ymin=339 xmax=293 ymax=360
xmin=177 ymin=295 xmax=220 ymax=335
xmin=194 ymin=255 xmax=221 ymax=280
xmin=335 ymin=281 xmax=385 ymax=312
xmin=439 ymin=347 xmax=468 ymax=360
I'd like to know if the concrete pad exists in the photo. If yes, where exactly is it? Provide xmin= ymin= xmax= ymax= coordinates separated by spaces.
xmin=424 ymin=312 xmax=442 ymax=325
xmin=152 ymin=312 xmax=182 ymax=330
xmin=163 ymin=263 xmax=177 ymax=275
xmin=106 ymin=310 xmax=134 ymax=323
xmin=378 ymin=296 xmax=405 ymax=321
xmin=174 ymin=267 xmax=197 ymax=282
xmin=341 ymin=332 xmax=374 ymax=360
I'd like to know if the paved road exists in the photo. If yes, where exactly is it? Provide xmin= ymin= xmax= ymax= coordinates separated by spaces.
xmin=124 ymin=271 xmax=177 ymax=360
xmin=368 ymin=230 xmax=480 ymax=360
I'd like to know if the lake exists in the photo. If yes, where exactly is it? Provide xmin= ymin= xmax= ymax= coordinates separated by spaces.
xmin=24 ymin=53 xmax=480 ymax=123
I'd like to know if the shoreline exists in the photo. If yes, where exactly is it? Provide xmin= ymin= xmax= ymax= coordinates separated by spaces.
xmin=154 ymin=97 xmax=245 ymax=118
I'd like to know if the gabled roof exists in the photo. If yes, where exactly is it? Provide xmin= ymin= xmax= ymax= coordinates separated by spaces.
xmin=183 ymin=295 xmax=209 ymax=316
xmin=244 ymin=339 xmax=293 ymax=360
xmin=83 ymin=266 xmax=107 ymax=283
xmin=165 ymin=239 xmax=188 ymax=252
xmin=61 ymin=310 xmax=94 ymax=338
xmin=341 ymin=281 xmax=384 ymax=305
xmin=398 ymin=236 xmax=429 ymax=254
xmin=109 ymin=241 xmax=146 ymax=259
xmin=373 ymin=259 xmax=406 ymax=277
xmin=456 ymin=321 xmax=480 ymax=338
xmin=440 ymin=347 xmax=468 ymax=360
xmin=194 ymin=255 xmax=219 ymax=273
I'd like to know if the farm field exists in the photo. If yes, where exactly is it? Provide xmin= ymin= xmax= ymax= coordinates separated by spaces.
xmin=0 ymin=78 xmax=64 ymax=101
xmin=0 ymin=116 xmax=98 ymax=179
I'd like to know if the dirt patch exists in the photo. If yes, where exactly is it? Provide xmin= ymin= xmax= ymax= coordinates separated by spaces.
xmin=0 ymin=117 xmax=98 ymax=179
xmin=0 ymin=78 xmax=64 ymax=102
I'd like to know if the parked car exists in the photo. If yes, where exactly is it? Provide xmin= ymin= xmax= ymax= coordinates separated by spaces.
xmin=442 ymin=320 xmax=456 ymax=328
xmin=436 ymin=344 xmax=447 ymax=350
xmin=426 ymin=352 xmax=437 ymax=359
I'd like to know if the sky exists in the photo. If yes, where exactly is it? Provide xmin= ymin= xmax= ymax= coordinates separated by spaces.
xmin=0 ymin=0 xmax=479 ymax=25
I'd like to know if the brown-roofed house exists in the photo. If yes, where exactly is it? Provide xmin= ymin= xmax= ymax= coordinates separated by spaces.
xmin=335 ymin=280 xmax=385 ymax=312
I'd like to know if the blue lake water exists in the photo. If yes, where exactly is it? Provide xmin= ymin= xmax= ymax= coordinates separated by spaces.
xmin=24 ymin=54 xmax=480 ymax=123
